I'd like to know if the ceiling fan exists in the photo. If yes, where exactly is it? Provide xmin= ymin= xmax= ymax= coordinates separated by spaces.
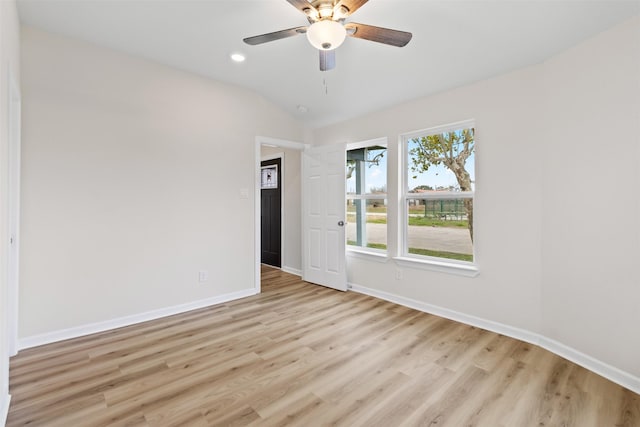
xmin=243 ymin=0 xmax=412 ymax=71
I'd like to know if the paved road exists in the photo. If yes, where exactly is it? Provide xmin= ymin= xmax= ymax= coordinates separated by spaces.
xmin=347 ymin=222 xmax=472 ymax=254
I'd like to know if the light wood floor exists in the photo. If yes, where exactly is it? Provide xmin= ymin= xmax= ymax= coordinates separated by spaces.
xmin=7 ymin=266 xmax=639 ymax=426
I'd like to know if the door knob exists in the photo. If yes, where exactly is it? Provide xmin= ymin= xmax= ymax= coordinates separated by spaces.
xmin=338 ymin=221 xmax=345 ymax=227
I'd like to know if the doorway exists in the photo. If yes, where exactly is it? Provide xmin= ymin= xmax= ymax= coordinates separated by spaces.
xmin=260 ymin=157 xmax=282 ymax=268
xmin=254 ymin=137 xmax=306 ymax=293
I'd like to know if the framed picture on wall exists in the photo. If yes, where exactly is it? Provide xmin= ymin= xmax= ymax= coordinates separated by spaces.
xmin=261 ymin=165 xmax=278 ymax=189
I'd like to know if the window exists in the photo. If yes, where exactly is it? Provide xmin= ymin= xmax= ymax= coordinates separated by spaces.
xmin=346 ymin=140 xmax=387 ymax=253
xmin=402 ymin=121 xmax=475 ymax=264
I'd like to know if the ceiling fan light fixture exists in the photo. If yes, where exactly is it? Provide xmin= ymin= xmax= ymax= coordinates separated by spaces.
xmin=303 ymin=7 xmax=319 ymax=20
xmin=334 ymin=5 xmax=349 ymax=20
xmin=318 ymin=4 xmax=333 ymax=19
xmin=306 ymin=20 xmax=346 ymax=51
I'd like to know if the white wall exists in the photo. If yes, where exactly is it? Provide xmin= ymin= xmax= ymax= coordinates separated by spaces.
xmin=19 ymin=27 xmax=302 ymax=341
xmin=261 ymin=145 xmax=302 ymax=274
xmin=313 ymin=63 xmax=545 ymax=335
xmin=312 ymin=17 xmax=639 ymax=387
xmin=0 ymin=0 xmax=21 ymax=421
xmin=540 ymin=17 xmax=640 ymax=378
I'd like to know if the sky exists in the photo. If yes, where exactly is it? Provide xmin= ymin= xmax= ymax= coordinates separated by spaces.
xmin=347 ymin=147 xmax=475 ymax=194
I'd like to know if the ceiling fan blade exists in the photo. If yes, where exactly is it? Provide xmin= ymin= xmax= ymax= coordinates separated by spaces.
xmin=286 ymin=0 xmax=319 ymax=19
xmin=345 ymin=22 xmax=412 ymax=47
xmin=243 ymin=26 xmax=307 ymax=45
xmin=333 ymin=0 xmax=369 ymax=18
xmin=319 ymin=50 xmax=336 ymax=71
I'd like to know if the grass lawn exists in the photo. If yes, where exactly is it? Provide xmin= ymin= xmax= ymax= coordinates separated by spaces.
xmin=347 ymin=205 xmax=387 ymax=213
xmin=347 ymin=241 xmax=473 ymax=262
xmin=346 ymin=213 xmax=468 ymax=228
xmin=408 ymin=247 xmax=473 ymax=262
xmin=407 ymin=217 xmax=468 ymax=228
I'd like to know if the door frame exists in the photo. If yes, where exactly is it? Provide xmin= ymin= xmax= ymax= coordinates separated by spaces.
xmin=260 ymin=153 xmax=283 ymax=268
xmin=254 ymin=136 xmax=307 ymax=293
xmin=6 ymin=69 xmax=21 ymax=357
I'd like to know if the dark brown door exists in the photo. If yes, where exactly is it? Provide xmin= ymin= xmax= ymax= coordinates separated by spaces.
xmin=261 ymin=158 xmax=281 ymax=267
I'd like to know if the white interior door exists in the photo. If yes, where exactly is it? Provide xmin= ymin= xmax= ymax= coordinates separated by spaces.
xmin=302 ymin=144 xmax=347 ymax=291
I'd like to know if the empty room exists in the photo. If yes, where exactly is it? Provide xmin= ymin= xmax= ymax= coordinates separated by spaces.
xmin=1 ymin=0 xmax=639 ymax=425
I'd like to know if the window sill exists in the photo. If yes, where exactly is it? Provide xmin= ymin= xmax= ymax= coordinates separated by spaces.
xmin=393 ymin=256 xmax=479 ymax=277
xmin=346 ymin=248 xmax=389 ymax=263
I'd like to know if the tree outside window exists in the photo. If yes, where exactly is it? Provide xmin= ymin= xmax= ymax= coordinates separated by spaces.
xmin=404 ymin=123 xmax=475 ymax=262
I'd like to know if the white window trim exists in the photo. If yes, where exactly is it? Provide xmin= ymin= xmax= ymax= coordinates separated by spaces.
xmin=347 ymin=194 xmax=387 ymax=201
xmin=401 ymin=119 xmax=476 ymax=142
xmin=393 ymin=256 xmax=479 ymax=277
xmin=346 ymin=137 xmax=387 ymax=151
xmin=405 ymin=192 xmax=473 ymax=200
xmin=347 ymin=247 xmax=389 ymax=263
xmin=346 ymin=137 xmax=389 ymax=257
xmin=398 ymin=119 xmax=478 ymax=274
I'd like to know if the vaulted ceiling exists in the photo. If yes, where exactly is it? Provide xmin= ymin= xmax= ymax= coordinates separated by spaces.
xmin=17 ymin=0 xmax=640 ymax=128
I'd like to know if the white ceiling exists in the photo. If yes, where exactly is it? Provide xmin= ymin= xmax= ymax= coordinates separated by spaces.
xmin=17 ymin=0 xmax=640 ymax=128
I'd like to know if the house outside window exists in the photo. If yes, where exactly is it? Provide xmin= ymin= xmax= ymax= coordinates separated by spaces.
xmin=346 ymin=139 xmax=387 ymax=253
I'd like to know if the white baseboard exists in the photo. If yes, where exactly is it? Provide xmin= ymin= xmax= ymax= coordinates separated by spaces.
xmin=18 ymin=288 xmax=258 ymax=351
xmin=1 ymin=394 xmax=10 ymax=426
xmin=349 ymin=282 xmax=640 ymax=395
xmin=349 ymin=283 xmax=540 ymax=345
xmin=281 ymin=266 xmax=302 ymax=277
xmin=538 ymin=336 xmax=640 ymax=395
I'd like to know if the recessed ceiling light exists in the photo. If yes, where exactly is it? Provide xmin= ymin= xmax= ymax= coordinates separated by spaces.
xmin=230 ymin=53 xmax=246 ymax=63
xmin=297 ymin=105 xmax=309 ymax=113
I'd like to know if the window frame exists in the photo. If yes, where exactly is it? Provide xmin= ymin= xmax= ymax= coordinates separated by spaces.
xmin=345 ymin=137 xmax=388 ymax=256
xmin=397 ymin=120 xmax=478 ymax=275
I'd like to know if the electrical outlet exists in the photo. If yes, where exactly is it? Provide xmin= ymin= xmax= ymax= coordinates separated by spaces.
xmin=198 ymin=270 xmax=209 ymax=283
xmin=395 ymin=269 xmax=403 ymax=280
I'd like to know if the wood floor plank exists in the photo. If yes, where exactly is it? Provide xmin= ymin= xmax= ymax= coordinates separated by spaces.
xmin=361 ymin=363 xmax=457 ymax=427
xmin=313 ymin=370 xmax=412 ymax=426
xmin=7 ymin=265 xmax=639 ymax=426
